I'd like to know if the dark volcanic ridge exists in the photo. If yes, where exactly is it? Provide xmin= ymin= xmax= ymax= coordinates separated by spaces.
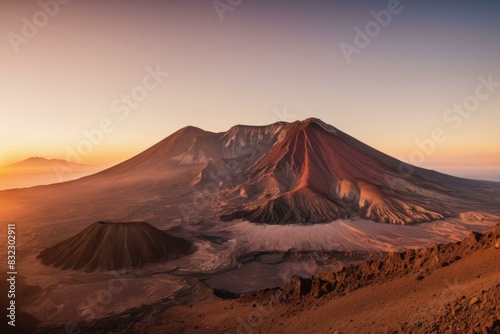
xmin=37 ymin=221 xmax=193 ymax=272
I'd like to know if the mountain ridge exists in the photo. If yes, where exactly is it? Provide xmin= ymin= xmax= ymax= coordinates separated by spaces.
xmin=1 ymin=118 xmax=499 ymax=227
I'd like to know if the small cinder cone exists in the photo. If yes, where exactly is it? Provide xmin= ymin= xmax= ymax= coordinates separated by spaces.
xmin=38 ymin=221 xmax=193 ymax=272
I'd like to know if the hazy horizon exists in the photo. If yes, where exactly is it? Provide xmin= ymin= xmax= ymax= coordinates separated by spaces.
xmin=1 ymin=118 xmax=500 ymax=189
xmin=1 ymin=0 xmax=499 ymax=174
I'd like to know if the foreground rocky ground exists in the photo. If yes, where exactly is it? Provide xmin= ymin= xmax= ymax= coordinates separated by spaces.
xmin=40 ymin=223 xmax=500 ymax=333
xmin=401 ymin=283 xmax=500 ymax=334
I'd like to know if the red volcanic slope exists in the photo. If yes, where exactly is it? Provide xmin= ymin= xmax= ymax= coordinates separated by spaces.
xmin=218 ymin=119 xmax=499 ymax=224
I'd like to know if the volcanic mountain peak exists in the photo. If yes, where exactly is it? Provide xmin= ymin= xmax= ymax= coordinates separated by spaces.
xmin=94 ymin=119 xmax=336 ymax=176
xmin=147 ymin=125 xmax=211 ymax=158
xmin=20 ymin=118 xmax=499 ymax=226
xmin=217 ymin=119 xmax=498 ymax=225
xmin=37 ymin=221 xmax=193 ymax=272
xmin=295 ymin=116 xmax=338 ymax=130
xmin=224 ymin=121 xmax=289 ymax=138
xmin=280 ymin=118 xmax=341 ymax=139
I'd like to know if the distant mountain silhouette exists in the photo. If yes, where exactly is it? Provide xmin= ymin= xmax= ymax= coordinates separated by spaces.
xmin=0 ymin=157 xmax=102 ymax=190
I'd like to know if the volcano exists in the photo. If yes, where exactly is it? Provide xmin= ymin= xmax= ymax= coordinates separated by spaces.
xmin=2 ymin=118 xmax=499 ymax=228
xmin=37 ymin=221 xmax=193 ymax=272
xmin=218 ymin=118 xmax=480 ymax=224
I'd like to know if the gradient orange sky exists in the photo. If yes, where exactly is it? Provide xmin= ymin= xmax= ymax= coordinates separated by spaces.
xmin=1 ymin=0 xmax=499 ymax=172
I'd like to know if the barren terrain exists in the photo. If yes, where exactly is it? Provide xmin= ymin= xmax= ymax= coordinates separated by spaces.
xmin=1 ymin=119 xmax=499 ymax=333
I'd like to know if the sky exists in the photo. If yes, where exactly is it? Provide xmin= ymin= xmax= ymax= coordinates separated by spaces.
xmin=1 ymin=0 xmax=499 ymax=175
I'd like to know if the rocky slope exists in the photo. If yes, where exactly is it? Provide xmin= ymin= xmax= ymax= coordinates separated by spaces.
xmin=400 ymin=283 xmax=500 ymax=333
xmin=243 ymin=224 xmax=500 ymax=305
xmin=230 ymin=223 xmax=500 ymax=334
xmin=40 ymin=224 xmax=500 ymax=333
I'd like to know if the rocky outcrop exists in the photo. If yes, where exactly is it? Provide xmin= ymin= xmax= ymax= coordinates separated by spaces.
xmin=241 ymin=224 xmax=500 ymax=305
